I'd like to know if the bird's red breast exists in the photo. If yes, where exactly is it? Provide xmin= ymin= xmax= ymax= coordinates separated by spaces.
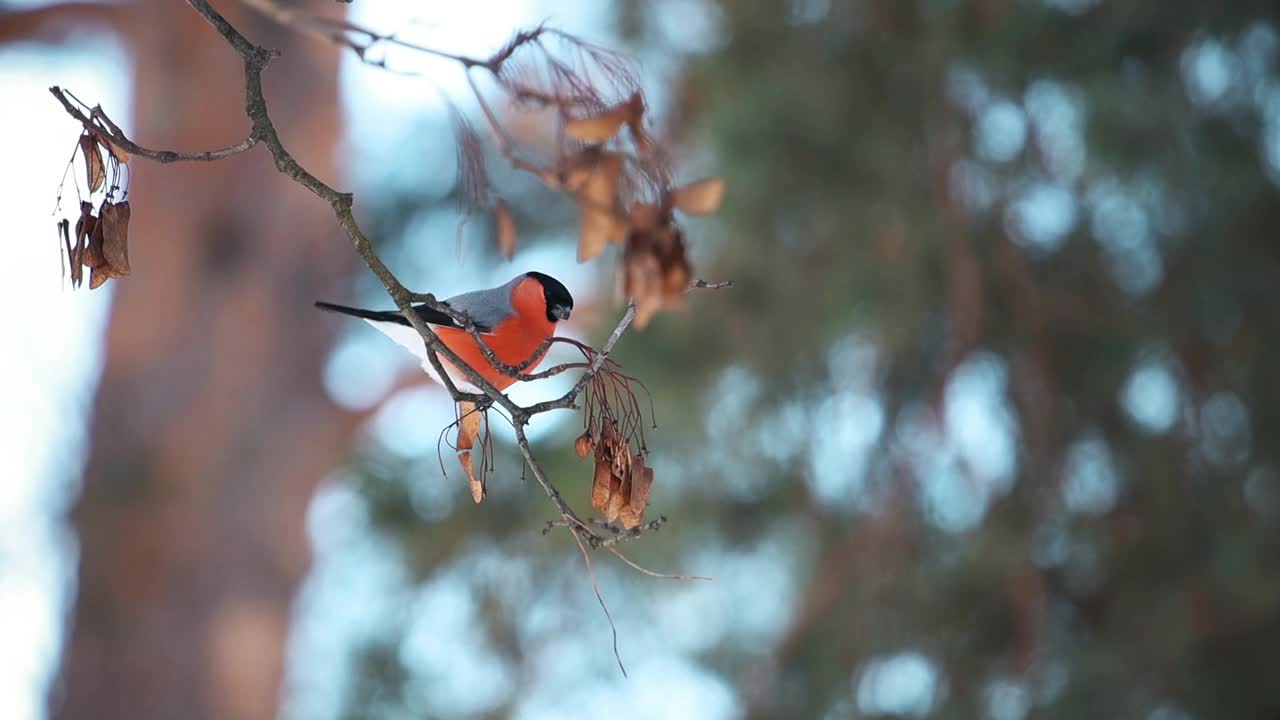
xmin=435 ymin=275 xmax=556 ymax=391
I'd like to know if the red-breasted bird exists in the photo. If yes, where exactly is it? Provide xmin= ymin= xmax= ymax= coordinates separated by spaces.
xmin=315 ymin=271 xmax=573 ymax=393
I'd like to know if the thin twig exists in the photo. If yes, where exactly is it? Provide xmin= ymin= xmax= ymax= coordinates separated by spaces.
xmin=586 ymin=514 xmax=671 ymax=548
xmin=562 ymin=514 xmax=709 ymax=580
xmin=689 ymin=278 xmax=734 ymax=291
xmin=522 ymin=303 xmax=638 ymax=417
xmin=604 ymin=545 xmax=710 ymax=580
xmin=568 ymin=516 xmax=627 ymax=678
xmin=49 ymin=86 xmax=258 ymax=163
xmin=514 ymin=423 xmax=593 ymax=535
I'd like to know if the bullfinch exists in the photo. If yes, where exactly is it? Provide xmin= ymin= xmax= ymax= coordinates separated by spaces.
xmin=315 ymin=271 xmax=573 ymax=393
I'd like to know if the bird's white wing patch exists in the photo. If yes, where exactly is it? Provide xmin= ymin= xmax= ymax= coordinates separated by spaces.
xmin=364 ymin=319 xmax=482 ymax=394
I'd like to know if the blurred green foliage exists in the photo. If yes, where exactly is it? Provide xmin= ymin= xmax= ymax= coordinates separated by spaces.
xmin=312 ymin=1 xmax=1280 ymax=718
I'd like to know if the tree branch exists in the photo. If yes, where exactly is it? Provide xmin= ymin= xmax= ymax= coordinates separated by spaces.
xmin=49 ymin=86 xmax=257 ymax=163
xmin=185 ymin=0 xmax=610 ymax=541
xmin=181 ymin=0 xmax=520 ymax=414
xmin=51 ymin=0 xmax=731 ymax=550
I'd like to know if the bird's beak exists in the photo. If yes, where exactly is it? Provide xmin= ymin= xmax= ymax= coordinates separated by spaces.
xmin=552 ymin=304 xmax=571 ymax=321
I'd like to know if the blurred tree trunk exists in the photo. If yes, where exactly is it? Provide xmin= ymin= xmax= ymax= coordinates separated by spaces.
xmin=52 ymin=2 xmax=356 ymax=719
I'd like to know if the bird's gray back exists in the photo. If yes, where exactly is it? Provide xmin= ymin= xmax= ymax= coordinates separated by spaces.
xmin=444 ymin=275 xmax=522 ymax=331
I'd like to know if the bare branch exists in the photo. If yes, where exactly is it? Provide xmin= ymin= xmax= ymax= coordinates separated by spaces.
xmin=514 ymin=423 xmax=593 ymax=535
xmin=178 ymin=0 xmax=527 ymax=418
xmin=522 ymin=303 xmax=638 ymax=417
xmin=556 ymin=514 xmax=710 ymax=579
xmin=568 ymin=518 xmax=627 ymax=678
xmin=689 ymin=278 xmax=734 ymax=291
xmin=240 ymin=0 xmax=480 ymax=67
xmin=48 ymin=86 xmax=257 ymax=163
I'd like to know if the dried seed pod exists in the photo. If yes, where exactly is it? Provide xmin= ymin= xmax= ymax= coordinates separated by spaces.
xmin=605 ymin=472 xmax=630 ymax=523
xmin=580 ymin=151 xmax=623 ymax=209
xmin=627 ymin=202 xmax=663 ymax=231
xmin=78 ymin=202 xmax=105 ymax=269
xmin=461 ymin=451 xmax=485 ymax=504
xmin=102 ymin=135 xmax=129 ymax=164
xmin=618 ymin=500 xmax=643 ymax=530
xmin=100 ymin=200 xmax=131 ymax=275
xmin=89 ymin=263 xmax=121 ymax=290
xmin=670 ymin=176 xmax=725 ymax=215
xmin=574 ymin=432 xmax=594 ymax=459
xmin=629 ymin=456 xmax=653 ymax=515
xmin=575 ymin=151 xmax=626 ymax=262
xmin=611 ymin=440 xmax=632 ymax=478
xmin=564 ymin=91 xmax=645 ymax=143
xmin=456 ymin=402 xmax=485 ymax=503
xmin=578 ymin=208 xmax=621 ymax=262
xmin=79 ymin=132 xmax=105 ymax=193
xmin=621 ymin=225 xmax=693 ymax=328
xmin=67 ymin=210 xmax=87 ymax=287
xmin=591 ymin=460 xmax=614 ymax=513
xmin=495 ymin=199 xmax=518 ymax=260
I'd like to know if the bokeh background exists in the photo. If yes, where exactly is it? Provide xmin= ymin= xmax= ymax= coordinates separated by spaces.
xmin=4 ymin=0 xmax=1280 ymax=718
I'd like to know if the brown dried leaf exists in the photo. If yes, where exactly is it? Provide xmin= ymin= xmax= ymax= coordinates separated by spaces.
xmin=537 ymin=167 xmax=562 ymax=190
xmin=581 ymin=151 xmax=623 ymax=209
xmin=69 ymin=214 xmax=87 ymax=288
xmin=621 ymin=225 xmax=694 ymax=328
xmin=457 ymin=401 xmax=481 ymax=451
xmin=662 ymin=256 xmax=691 ymax=296
xmin=576 ymin=151 xmax=625 ymax=262
xmin=76 ymin=202 xmax=104 ymax=269
xmin=541 ymin=150 xmax=591 ymax=192
xmin=605 ymin=472 xmax=630 ymax=523
xmin=564 ymin=111 xmax=627 ymax=145
xmin=628 ymin=202 xmax=662 ymax=230
xmin=100 ymin=201 xmax=131 ymax=275
xmin=456 ymin=401 xmax=485 ymax=503
xmin=89 ymin=264 xmax=121 ymax=290
xmin=460 ymin=451 xmax=485 ymax=504
xmin=79 ymin=133 xmax=105 ymax=193
xmin=629 ymin=455 xmax=653 ymax=515
xmin=611 ymin=442 xmax=632 ymax=479
xmin=670 ymin=176 xmax=725 ymax=215
xmin=575 ymin=432 xmax=594 ymax=459
xmin=87 ymin=224 xmax=109 ymax=287
xmin=578 ymin=209 xmax=617 ymax=262
xmin=595 ymin=419 xmax=614 ymax=457
xmin=630 ymin=122 xmax=655 ymax=158
xmin=102 ymin=135 xmax=128 ymax=164
xmin=621 ymin=244 xmax=659 ymax=327
xmin=618 ymin=501 xmax=643 ymax=530
xmin=564 ymin=91 xmax=644 ymax=143
xmin=633 ymin=299 xmax=660 ymax=329
xmin=495 ymin=199 xmax=517 ymax=260
xmin=591 ymin=460 xmax=614 ymax=513
xmin=561 ymin=162 xmax=593 ymax=192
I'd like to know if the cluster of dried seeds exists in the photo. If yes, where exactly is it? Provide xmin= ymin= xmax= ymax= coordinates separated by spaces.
xmin=579 ymin=419 xmax=653 ymax=529
xmin=59 ymin=130 xmax=131 ymax=289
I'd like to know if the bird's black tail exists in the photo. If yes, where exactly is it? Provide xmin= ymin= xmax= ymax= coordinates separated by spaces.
xmin=316 ymin=300 xmax=467 ymax=329
xmin=314 ymin=301 xmax=403 ymax=323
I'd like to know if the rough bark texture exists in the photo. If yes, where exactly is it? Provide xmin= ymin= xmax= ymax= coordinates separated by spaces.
xmin=53 ymin=3 xmax=354 ymax=718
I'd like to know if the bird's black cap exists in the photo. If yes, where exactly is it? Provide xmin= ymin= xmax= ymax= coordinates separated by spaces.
xmin=528 ymin=271 xmax=573 ymax=322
